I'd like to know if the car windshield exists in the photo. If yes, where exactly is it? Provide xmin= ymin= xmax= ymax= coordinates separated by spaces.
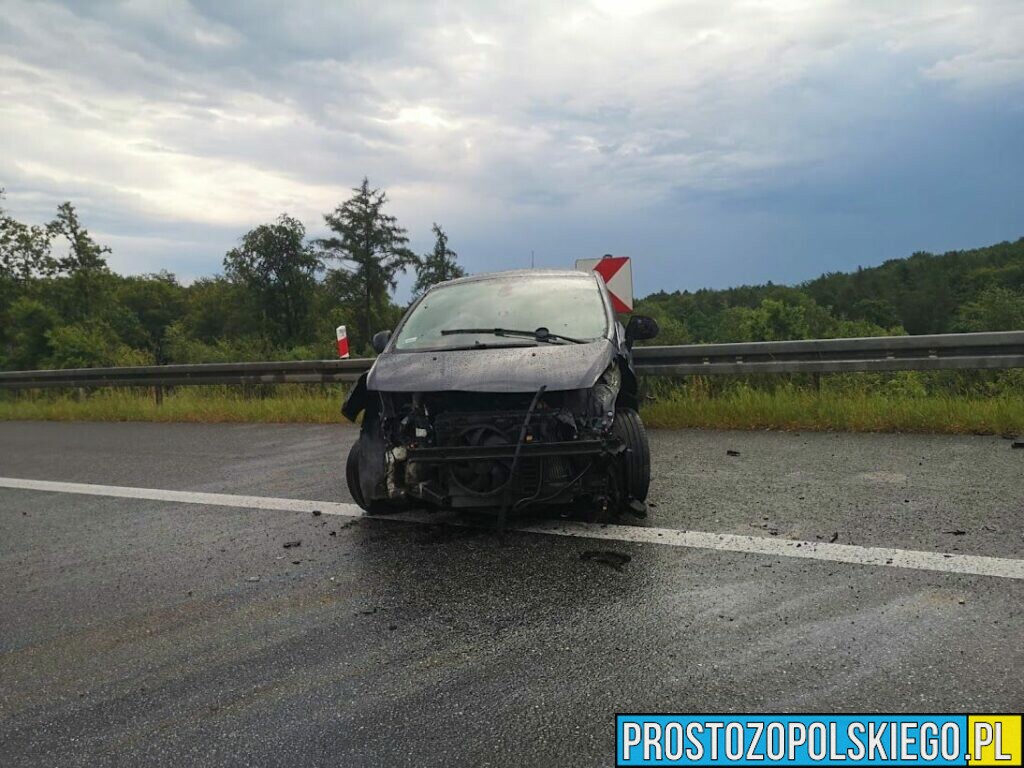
xmin=394 ymin=275 xmax=608 ymax=351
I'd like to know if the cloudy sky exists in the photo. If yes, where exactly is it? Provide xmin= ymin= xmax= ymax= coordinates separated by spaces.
xmin=1 ymin=0 xmax=1022 ymax=297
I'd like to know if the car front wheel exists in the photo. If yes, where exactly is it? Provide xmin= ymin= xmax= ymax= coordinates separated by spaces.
xmin=345 ymin=440 xmax=368 ymax=510
xmin=345 ymin=437 xmax=406 ymax=514
xmin=612 ymin=408 xmax=651 ymax=503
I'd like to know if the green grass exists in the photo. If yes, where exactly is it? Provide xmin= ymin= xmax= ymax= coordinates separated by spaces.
xmin=1 ymin=385 xmax=1022 ymax=434
xmin=642 ymin=388 xmax=1024 ymax=434
xmin=0 ymin=386 xmax=347 ymax=424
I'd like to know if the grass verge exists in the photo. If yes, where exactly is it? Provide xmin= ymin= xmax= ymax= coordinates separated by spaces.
xmin=0 ymin=386 xmax=1022 ymax=434
xmin=0 ymin=386 xmax=346 ymax=424
xmin=642 ymin=389 xmax=1024 ymax=434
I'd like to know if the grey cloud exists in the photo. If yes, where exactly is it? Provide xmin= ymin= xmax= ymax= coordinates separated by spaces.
xmin=1 ymin=0 xmax=1020 ymax=290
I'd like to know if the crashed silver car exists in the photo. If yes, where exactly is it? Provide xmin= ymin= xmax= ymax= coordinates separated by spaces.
xmin=342 ymin=269 xmax=659 ymax=523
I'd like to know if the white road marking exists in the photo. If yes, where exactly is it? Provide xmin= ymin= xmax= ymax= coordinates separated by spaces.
xmin=0 ymin=477 xmax=364 ymax=517
xmin=2 ymin=476 xmax=1023 ymax=581
xmin=516 ymin=520 xmax=1024 ymax=580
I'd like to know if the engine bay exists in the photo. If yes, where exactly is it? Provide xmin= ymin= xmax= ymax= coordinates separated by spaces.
xmin=369 ymin=370 xmax=624 ymax=513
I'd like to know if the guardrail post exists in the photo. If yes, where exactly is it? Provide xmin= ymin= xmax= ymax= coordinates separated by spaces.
xmin=154 ymin=386 xmax=164 ymax=406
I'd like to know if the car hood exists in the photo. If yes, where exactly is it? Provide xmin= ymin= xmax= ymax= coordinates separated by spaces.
xmin=367 ymin=339 xmax=616 ymax=393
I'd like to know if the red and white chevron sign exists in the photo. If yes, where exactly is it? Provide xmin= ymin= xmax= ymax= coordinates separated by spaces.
xmin=574 ymin=255 xmax=633 ymax=313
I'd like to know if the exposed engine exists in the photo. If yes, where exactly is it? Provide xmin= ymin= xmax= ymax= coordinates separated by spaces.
xmin=369 ymin=365 xmax=624 ymax=512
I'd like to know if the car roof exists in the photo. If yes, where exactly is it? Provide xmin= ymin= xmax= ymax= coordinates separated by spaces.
xmin=428 ymin=268 xmax=597 ymax=291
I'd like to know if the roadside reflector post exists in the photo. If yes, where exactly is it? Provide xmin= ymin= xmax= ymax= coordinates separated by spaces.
xmin=574 ymin=255 xmax=634 ymax=313
xmin=336 ymin=325 xmax=350 ymax=359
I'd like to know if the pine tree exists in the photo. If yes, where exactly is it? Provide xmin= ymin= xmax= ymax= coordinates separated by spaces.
xmin=317 ymin=178 xmax=417 ymax=343
xmin=413 ymin=223 xmax=465 ymax=296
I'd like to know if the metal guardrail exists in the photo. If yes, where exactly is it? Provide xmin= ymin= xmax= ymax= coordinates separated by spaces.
xmin=632 ymin=330 xmax=1024 ymax=375
xmin=0 ymin=331 xmax=1022 ymax=390
xmin=0 ymin=359 xmax=370 ymax=389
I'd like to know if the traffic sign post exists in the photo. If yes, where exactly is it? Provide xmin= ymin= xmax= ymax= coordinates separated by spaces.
xmin=574 ymin=255 xmax=633 ymax=313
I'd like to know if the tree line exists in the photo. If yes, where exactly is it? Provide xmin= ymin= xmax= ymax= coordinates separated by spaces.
xmin=634 ymin=239 xmax=1024 ymax=346
xmin=1 ymin=178 xmax=1022 ymax=372
xmin=0 ymin=179 xmax=464 ymax=369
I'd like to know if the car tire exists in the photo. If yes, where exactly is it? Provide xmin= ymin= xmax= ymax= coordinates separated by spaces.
xmin=612 ymin=408 xmax=650 ymax=503
xmin=346 ymin=439 xmax=367 ymax=510
xmin=346 ymin=436 xmax=405 ymax=514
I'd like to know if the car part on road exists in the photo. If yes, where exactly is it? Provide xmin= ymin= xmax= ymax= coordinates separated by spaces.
xmin=580 ymin=550 xmax=632 ymax=571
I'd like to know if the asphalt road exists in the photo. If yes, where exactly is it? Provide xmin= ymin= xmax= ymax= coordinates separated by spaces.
xmin=1 ymin=421 xmax=1022 ymax=767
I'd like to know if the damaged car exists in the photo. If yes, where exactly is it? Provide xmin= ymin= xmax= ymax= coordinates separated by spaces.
xmin=342 ymin=269 xmax=659 ymax=523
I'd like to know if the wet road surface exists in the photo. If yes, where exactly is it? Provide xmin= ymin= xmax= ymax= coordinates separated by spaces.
xmin=1 ymin=422 xmax=1022 ymax=766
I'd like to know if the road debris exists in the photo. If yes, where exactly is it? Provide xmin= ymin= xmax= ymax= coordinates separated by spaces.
xmin=1012 ymin=439 xmax=1024 ymax=449
xmin=726 ymin=449 xmax=741 ymax=457
xmin=943 ymin=529 xmax=967 ymax=536
xmin=829 ymin=532 xmax=839 ymax=543
xmin=580 ymin=550 xmax=632 ymax=572
xmin=246 ymin=576 xmax=261 ymax=583
xmin=312 ymin=509 xmax=322 ymax=516
xmin=283 ymin=540 xmax=301 ymax=548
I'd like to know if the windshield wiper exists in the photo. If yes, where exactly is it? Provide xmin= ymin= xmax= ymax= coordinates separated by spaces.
xmin=444 ymin=341 xmax=538 ymax=351
xmin=440 ymin=327 xmax=584 ymax=344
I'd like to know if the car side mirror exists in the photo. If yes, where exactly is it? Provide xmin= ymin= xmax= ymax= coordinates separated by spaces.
xmin=371 ymin=330 xmax=392 ymax=354
xmin=625 ymin=315 xmax=659 ymax=346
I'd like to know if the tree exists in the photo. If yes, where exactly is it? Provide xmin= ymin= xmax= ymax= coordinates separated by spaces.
xmin=851 ymin=298 xmax=900 ymax=328
xmin=46 ymin=202 xmax=112 ymax=320
xmin=223 ymin=214 xmax=321 ymax=344
xmin=413 ymin=223 xmax=465 ymax=296
xmin=115 ymin=272 xmax=186 ymax=361
xmin=47 ymin=202 xmax=109 ymax=275
xmin=2 ymin=297 xmax=59 ymax=369
xmin=744 ymin=299 xmax=810 ymax=341
xmin=180 ymin=277 xmax=254 ymax=344
xmin=955 ymin=286 xmax=1024 ymax=332
xmin=317 ymin=178 xmax=417 ymax=343
xmin=0 ymin=190 xmax=54 ymax=282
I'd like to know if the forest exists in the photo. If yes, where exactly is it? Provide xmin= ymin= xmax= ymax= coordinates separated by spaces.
xmin=2 ymin=181 xmax=1023 ymax=374
xmin=635 ymin=239 xmax=1024 ymax=346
